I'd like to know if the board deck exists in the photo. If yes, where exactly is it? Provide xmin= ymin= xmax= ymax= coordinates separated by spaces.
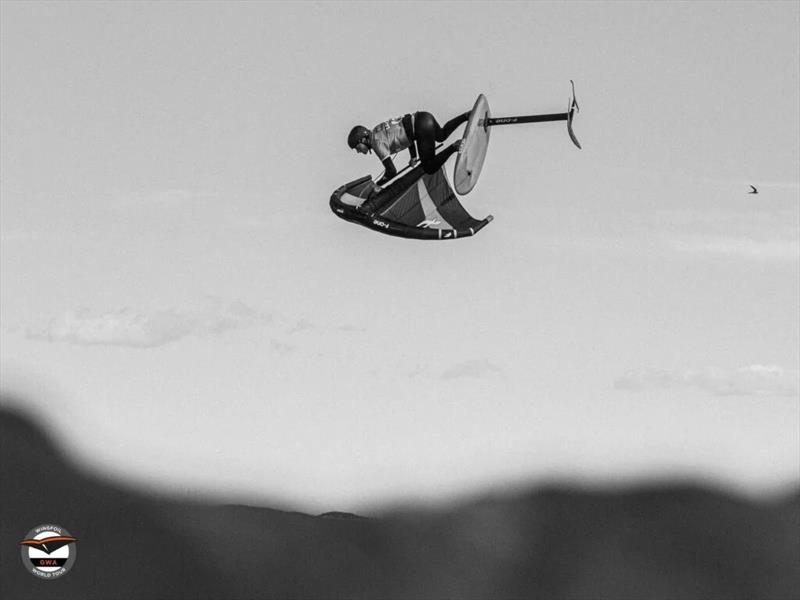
xmin=453 ymin=94 xmax=491 ymax=195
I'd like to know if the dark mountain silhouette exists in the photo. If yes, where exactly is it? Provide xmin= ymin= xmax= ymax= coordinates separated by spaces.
xmin=317 ymin=511 xmax=368 ymax=520
xmin=1 ymin=395 xmax=798 ymax=599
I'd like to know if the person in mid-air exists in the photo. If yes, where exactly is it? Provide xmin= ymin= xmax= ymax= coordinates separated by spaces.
xmin=347 ymin=110 xmax=470 ymax=187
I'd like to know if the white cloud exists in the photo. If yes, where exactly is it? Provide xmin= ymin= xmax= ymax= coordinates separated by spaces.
xmin=668 ymin=236 xmax=799 ymax=262
xmin=441 ymin=359 xmax=504 ymax=380
xmin=615 ymin=365 xmax=800 ymax=397
xmin=113 ymin=189 xmax=205 ymax=210
xmin=22 ymin=299 xmax=368 ymax=352
xmin=27 ymin=300 xmax=264 ymax=348
xmin=287 ymin=319 xmax=315 ymax=335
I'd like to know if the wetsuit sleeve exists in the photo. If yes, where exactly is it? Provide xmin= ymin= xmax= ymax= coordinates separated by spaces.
xmin=376 ymin=156 xmax=397 ymax=185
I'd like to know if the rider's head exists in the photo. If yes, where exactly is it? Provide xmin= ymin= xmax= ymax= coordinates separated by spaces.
xmin=347 ymin=125 xmax=371 ymax=154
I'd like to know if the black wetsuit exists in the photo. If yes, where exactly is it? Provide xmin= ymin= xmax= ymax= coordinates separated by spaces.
xmin=412 ymin=111 xmax=470 ymax=174
xmin=374 ymin=110 xmax=470 ymax=185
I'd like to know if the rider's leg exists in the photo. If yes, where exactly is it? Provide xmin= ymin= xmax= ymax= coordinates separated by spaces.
xmin=415 ymin=112 xmax=465 ymax=174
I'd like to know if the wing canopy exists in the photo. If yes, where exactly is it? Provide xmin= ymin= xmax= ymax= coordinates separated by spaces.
xmin=330 ymin=164 xmax=492 ymax=240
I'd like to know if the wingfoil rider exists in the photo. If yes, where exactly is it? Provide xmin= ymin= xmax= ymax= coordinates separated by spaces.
xmin=347 ymin=110 xmax=470 ymax=188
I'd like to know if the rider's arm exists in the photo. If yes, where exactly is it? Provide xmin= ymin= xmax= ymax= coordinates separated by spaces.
xmin=376 ymin=156 xmax=397 ymax=186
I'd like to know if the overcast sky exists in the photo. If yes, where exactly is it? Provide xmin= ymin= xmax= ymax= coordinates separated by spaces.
xmin=2 ymin=1 xmax=798 ymax=512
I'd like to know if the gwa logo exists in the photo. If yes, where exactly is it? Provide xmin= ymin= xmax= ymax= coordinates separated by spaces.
xmin=19 ymin=524 xmax=78 ymax=580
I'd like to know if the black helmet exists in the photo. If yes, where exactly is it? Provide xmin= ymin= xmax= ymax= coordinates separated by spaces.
xmin=347 ymin=125 xmax=370 ymax=149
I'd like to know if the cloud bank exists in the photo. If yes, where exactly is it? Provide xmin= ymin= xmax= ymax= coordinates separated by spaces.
xmin=615 ymin=365 xmax=799 ymax=398
xmin=441 ymin=359 xmax=504 ymax=380
xmin=27 ymin=301 xmax=263 ymax=348
xmin=668 ymin=236 xmax=799 ymax=262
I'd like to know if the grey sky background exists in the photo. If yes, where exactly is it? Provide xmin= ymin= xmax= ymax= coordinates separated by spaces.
xmin=2 ymin=1 xmax=798 ymax=512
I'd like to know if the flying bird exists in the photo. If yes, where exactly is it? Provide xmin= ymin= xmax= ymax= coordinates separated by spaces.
xmin=19 ymin=536 xmax=77 ymax=554
xmin=748 ymin=185 xmax=759 ymax=194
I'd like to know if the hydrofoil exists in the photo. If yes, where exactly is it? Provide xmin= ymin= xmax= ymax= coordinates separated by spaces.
xmin=453 ymin=80 xmax=581 ymax=195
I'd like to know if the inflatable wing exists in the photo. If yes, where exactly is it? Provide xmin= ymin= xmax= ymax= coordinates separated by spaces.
xmin=330 ymin=164 xmax=492 ymax=240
